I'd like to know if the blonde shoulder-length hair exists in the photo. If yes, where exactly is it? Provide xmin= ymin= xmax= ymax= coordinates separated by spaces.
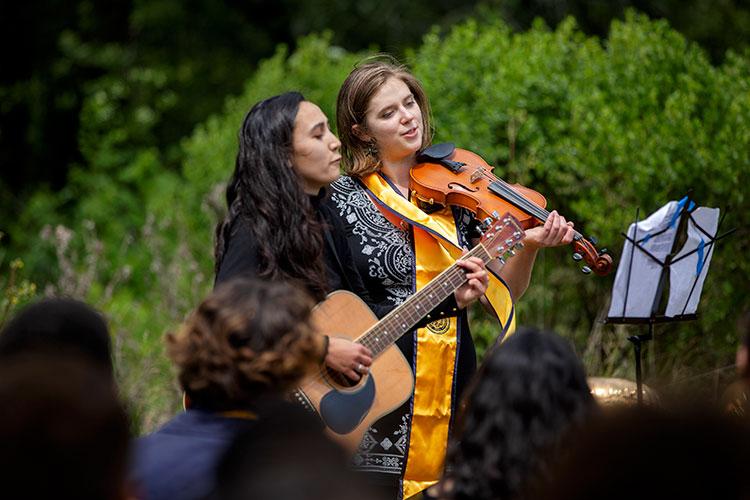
xmin=336 ymin=57 xmax=433 ymax=178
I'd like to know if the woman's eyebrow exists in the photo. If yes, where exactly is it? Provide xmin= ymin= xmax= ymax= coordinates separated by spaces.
xmin=308 ymin=121 xmax=326 ymax=133
xmin=376 ymin=103 xmax=395 ymax=115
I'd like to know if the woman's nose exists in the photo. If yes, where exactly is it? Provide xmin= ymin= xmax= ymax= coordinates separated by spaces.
xmin=330 ymin=133 xmax=341 ymax=150
xmin=401 ymin=106 xmax=415 ymax=123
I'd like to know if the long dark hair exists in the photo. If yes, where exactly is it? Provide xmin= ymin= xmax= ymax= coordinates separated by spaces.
xmin=214 ymin=92 xmax=327 ymax=300
xmin=446 ymin=327 xmax=597 ymax=500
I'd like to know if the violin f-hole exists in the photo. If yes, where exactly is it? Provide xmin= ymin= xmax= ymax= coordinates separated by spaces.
xmin=447 ymin=182 xmax=479 ymax=193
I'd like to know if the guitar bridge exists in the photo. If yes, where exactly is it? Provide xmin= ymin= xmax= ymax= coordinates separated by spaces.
xmin=292 ymin=389 xmax=319 ymax=416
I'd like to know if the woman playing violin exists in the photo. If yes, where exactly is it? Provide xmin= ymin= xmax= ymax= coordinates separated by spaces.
xmin=327 ymin=59 xmax=575 ymax=499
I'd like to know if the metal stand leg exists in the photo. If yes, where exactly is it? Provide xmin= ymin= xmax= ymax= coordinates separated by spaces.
xmin=627 ymin=323 xmax=654 ymax=405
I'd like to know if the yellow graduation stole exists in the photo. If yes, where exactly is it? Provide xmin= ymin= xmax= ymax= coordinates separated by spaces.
xmin=358 ymin=173 xmax=515 ymax=498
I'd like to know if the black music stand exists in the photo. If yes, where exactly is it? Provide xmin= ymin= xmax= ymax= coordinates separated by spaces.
xmin=604 ymin=192 xmax=735 ymax=404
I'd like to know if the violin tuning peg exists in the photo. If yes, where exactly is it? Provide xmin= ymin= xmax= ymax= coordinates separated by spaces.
xmin=581 ymin=266 xmax=592 ymax=275
xmin=598 ymin=248 xmax=608 ymax=256
xmin=588 ymin=235 xmax=598 ymax=246
xmin=572 ymin=252 xmax=583 ymax=262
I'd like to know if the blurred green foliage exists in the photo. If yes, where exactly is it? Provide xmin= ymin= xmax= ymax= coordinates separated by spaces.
xmin=415 ymin=13 xmax=749 ymax=389
xmin=0 ymin=233 xmax=37 ymax=331
xmin=2 ymin=13 xmax=749 ymax=431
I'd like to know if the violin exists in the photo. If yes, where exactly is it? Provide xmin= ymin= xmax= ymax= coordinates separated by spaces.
xmin=410 ymin=143 xmax=613 ymax=276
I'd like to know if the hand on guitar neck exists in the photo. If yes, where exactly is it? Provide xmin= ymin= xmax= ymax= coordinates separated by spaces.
xmin=454 ymin=251 xmax=490 ymax=309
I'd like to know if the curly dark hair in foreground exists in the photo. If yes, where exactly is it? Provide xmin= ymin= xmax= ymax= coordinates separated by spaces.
xmin=214 ymin=92 xmax=328 ymax=301
xmin=167 ymin=278 xmax=323 ymax=411
xmin=445 ymin=326 xmax=597 ymax=500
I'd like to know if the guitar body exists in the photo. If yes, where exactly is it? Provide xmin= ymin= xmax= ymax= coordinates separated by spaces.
xmin=297 ymin=291 xmax=414 ymax=453
xmin=295 ymin=213 xmax=526 ymax=453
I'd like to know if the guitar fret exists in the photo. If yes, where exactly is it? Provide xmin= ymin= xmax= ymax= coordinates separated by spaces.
xmin=354 ymin=216 xmax=521 ymax=359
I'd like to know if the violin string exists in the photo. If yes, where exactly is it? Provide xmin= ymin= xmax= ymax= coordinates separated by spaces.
xmin=477 ymin=169 xmax=549 ymax=221
xmin=475 ymin=167 xmax=585 ymax=240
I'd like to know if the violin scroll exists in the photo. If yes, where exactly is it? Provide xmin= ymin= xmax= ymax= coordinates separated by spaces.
xmin=572 ymin=235 xmax=613 ymax=276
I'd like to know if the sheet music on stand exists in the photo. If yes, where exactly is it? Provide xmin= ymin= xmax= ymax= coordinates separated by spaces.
xmin=605 ymin=193 xmax=735 ymax=403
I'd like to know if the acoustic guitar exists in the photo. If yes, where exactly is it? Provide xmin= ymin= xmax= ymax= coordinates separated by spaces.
xmin=293 ymin=212 xmax=525 ymax=452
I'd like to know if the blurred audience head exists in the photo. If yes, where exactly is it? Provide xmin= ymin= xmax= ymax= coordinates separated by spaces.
xmin=0 ymin=296 xmax=113 ymax=379
xmin=210 ymin=400 xmax=383 ymax=500
xmin=445 ymin=326 xmax=597 ymax=500
xmin=0 ymin=352 xmax=130 ymax=500
xmin=167 ymin=277 xmax=323 ymax=411
xmin=534 ymin=406 xmax=750 ymax=500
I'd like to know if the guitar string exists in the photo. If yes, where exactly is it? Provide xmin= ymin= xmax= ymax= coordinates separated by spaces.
xmin=359 ymin=262 xmax=470 ymax=354
xmin=299 ymin=263 xmax=469 ymax=387
xmin=299 ymin=249 xmax=475 ymax=387
xmin=357 ymin=258 xmax=471 ymax=353
xmin=357 ymin=242 xmax=495 ymax=354
xmin=357 ymin=220 xmax=519 ymax=350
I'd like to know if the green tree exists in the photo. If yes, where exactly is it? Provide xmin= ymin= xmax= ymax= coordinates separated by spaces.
xmin=5 ymin=12 xmax=749 ymax=432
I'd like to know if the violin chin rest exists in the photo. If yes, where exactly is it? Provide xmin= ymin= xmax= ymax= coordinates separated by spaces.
xmin=417 ymin=142 xmax=455 ymax=162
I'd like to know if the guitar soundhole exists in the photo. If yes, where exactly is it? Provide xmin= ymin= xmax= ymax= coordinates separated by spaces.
xmin=324 ymin=366 xmax=361 ymax=388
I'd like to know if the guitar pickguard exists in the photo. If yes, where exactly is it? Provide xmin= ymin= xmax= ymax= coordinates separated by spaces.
xmin=319 ymin=375 xmax=376 ymax=434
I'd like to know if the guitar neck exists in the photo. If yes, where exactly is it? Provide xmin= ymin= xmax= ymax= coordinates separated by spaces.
xmin=356 ymin=243 xmax=493 ymax=358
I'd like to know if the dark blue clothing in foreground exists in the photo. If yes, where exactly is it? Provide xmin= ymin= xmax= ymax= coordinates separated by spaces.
xmin=129 ymin=408 xmax=256 ymax=500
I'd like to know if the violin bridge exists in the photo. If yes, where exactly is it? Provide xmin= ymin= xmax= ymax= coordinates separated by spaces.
xmin=470 ymin=167 xmax=486 ymax=183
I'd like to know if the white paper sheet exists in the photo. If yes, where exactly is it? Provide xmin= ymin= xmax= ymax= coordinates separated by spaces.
xmin=608 ymin=200 xmax=683 ymax=318
xmin=665 ymin=207 xmax=719 ymax=317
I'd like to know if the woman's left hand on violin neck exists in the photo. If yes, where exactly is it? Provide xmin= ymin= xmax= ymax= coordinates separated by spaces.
xmin=479 ymin=210 xmax=575 ymax=304
xmin=521 ymin=210 xmax=576 ymax=249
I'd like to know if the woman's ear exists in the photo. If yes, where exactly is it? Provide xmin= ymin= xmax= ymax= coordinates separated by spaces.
xmin=351 ymin=124 xmax=371 ymax=143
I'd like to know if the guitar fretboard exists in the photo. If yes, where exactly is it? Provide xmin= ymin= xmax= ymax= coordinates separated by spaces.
xmin=356 ymin=243 xmax=493 ymax=358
